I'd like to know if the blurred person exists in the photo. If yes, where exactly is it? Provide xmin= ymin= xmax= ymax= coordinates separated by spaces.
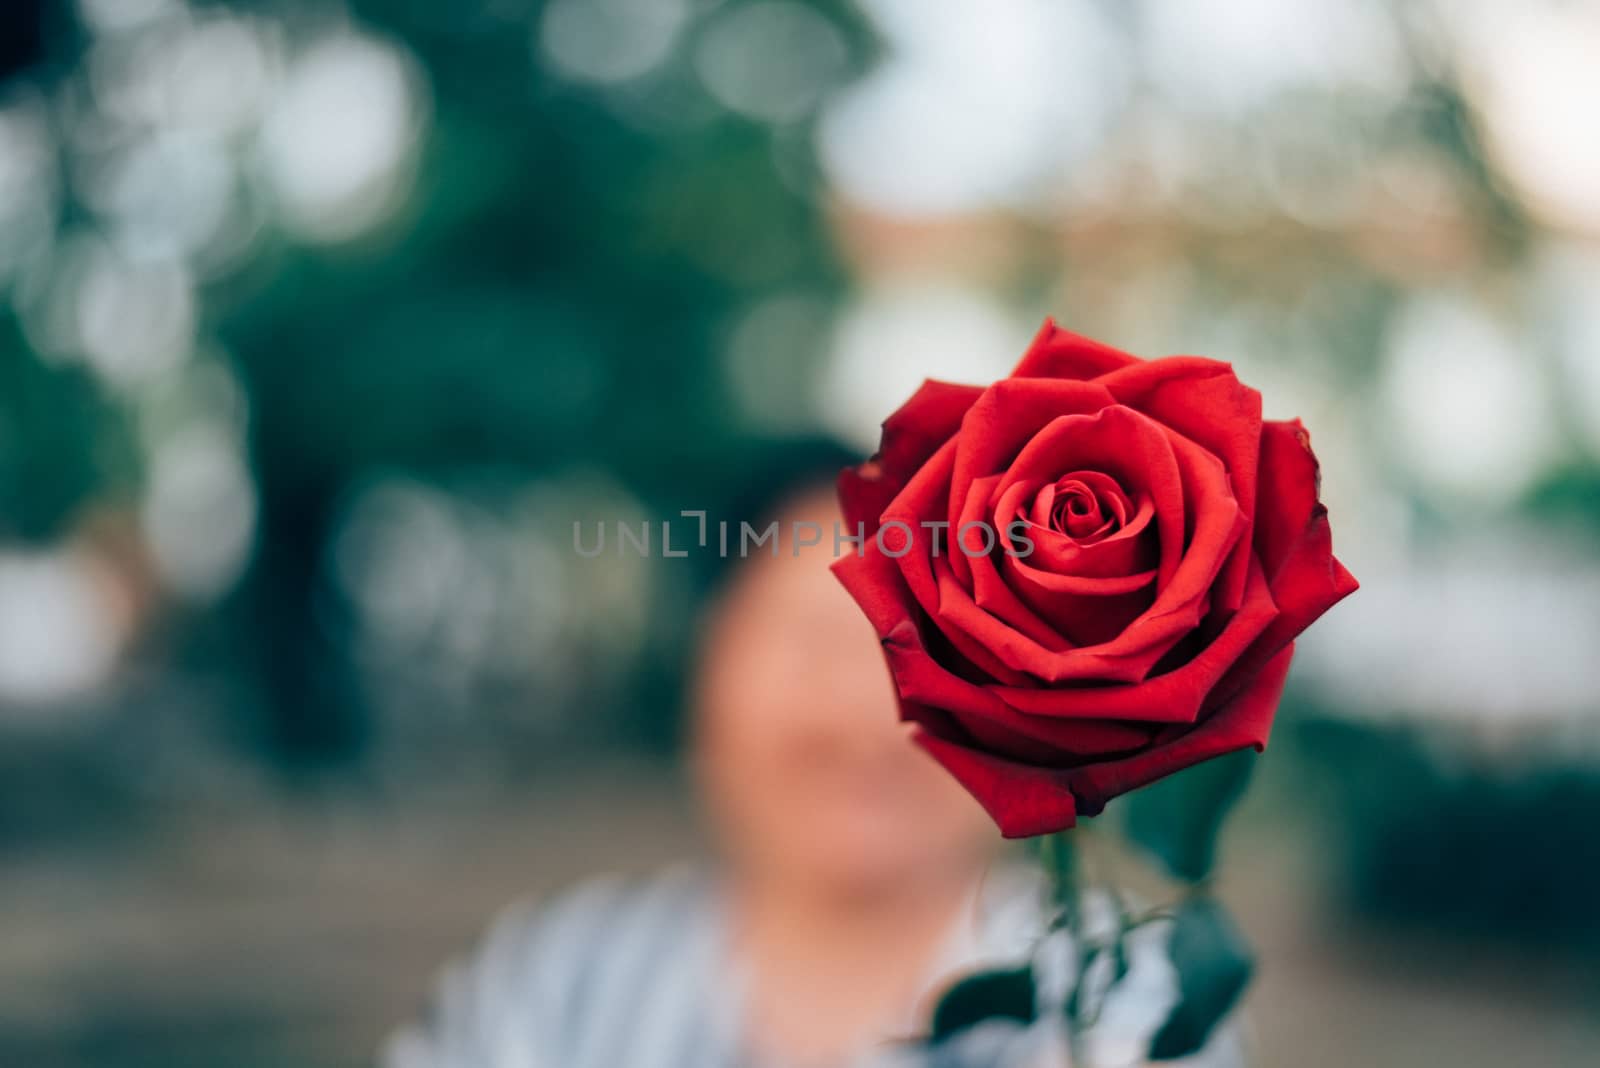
xmin=383 ymin=443 xmax=1241 ymax=1068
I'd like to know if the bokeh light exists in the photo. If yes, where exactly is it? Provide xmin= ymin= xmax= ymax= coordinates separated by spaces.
xmin=259 ymin=32 xmax=426 ymax=242
xmin=539 ymin=0 xmax=691 ymax=86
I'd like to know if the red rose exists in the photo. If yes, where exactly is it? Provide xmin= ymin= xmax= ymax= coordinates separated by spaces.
xmin=832 ymin=320 xmax=1357 ymax=838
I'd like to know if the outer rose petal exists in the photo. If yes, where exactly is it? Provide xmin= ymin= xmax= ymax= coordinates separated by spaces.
xmin=1253 ymin=418 xmax=1347 ymax=581
xmin=1062 ymin=644 xmax=1294 ymax=815
xmin=1012 ymin=318 xmax=1140 ymax=381
xmin=838 ymin=462 xmax=898 ymax=537
xmin=911 ymin=646 xmax=1294 ymax=838
xmin=904 ymin=697 xmax=1155 ymax=767
xmin=832 ymin=532 xmax=1035 ymax=713
xmin=842 ymin=379 xmax=984 ymax=535
xmin=852 ymin=541 xmax=1277 ymax=727
xmin=1225 ymin=419 xmax=1359 ymax=683
xmin=879 ymin=379 xmax=986 ymax=485
xmin=884 ymin=444 xmax=1035 ymax=684
xmin=835 ymin=545 xmax=1058 ymax=725
xmin=912 ymin=729 xmax=1081 ymax=837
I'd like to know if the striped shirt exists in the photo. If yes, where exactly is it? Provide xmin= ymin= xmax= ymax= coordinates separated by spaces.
xmin=382 ymin=867 xmax=1244 ymax=1068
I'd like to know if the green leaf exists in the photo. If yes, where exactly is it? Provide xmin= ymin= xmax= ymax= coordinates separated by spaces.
xmin=1148 ymin=898 xmax=1254 ymax=1061
xmin=1124 ymin=748 xmax=1256 ymax=882
xmin=929 ymin=965 xmax=1037 ymax=1044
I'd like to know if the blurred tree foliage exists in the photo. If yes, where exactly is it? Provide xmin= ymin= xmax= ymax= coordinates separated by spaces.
xmin=235 ymin=0 xmax=872 ymax=762
xmin=1 ymin=0 xmax=875 ymax=766
xmin=0 ymin=317 xmax=136 ymax=542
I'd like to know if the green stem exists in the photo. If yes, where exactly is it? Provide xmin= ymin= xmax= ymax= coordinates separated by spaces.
xmin=1029 ymin=830 xmax=1097 ymax=1065
xmin=1033 ymin=830 xmax=1080 ymax=929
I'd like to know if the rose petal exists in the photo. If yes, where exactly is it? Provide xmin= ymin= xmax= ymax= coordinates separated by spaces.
xmin=1027 ymin=507 xmax=1157 ymax=577
xmin=912 ymin=729 xmax=1083 ymax=837
xmin=992 ymin=407 xmax=1247 ymax=674
xmin=995 ymin=406 xmax=1185 ymax=586
xmin=997 ymin=553 xmax=1158 ymax=648
xmin=987 ymin=555 xmax=1278 ymax=722
xmin=1253 ymin=418 xmax=1340 ymax=581
xmin=912 ymin=406 xmax=1250 ymax=685
xmin=879 ymin=379 xmax=986 ymax=485
xmin=910 ymin=643 xmax=1295 ymax=838
xmin=1024 ymin=470 xmax=1133 ymax=538
xmin=1222 ymin=419 xmax=1360 ymax=685
xmin=998 ymin=478 xmax=1156 ymax=577
xmin=883 ymin=446 xmax=1148 ymax=684
xmin=945 ymin=378 xmax=1117 ymax=586
xmin=985 ymin=407 xmax=1181 ymax=648
xmin=841 ymin=379 xmax=985 ymax=535
xmin=903 ymin=697 xmax=1155 ymax=767
xmin=830 ymin=526 xmax=921 ymax=638
xmin=838 ymin=461 xmax=898 ymax=536
xmin=1061 ymin=644 xmax=1295 ymax=815
xmin=924 ymin=559 xmax=1163 ymax=685
xmin=1097 ymin=358 xmax=1262 ymax=613
xmin=1017 ymin=526 xmax=1156 ymax=580
xmin=881 ymin=451 xmax=1038 ymax=685
xmin=957 ymin=706 xmax=1157 ymax=764
xmin=832 ymin=536 xmax=1026 ymax=703
xmin=837 ymin=555 xmax=1074 ymax=723
xmin=940 ymin=466 xmax=1161 ymax=682
xmin=951 ymin=476 xmax=1080 ymax=651
xmin=1012 ymin=318 xmax=1141 ymax=381
xmin=1104 ymin=419 xmax=1248 ymax=635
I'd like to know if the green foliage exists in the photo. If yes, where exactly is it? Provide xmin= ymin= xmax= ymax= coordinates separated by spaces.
xmin=0 ymin=316 xmax=135 ymax=544
xmin=929 ymin=965 xmax=1037 ymax=1045
xmin=1148 ymin=896 xmax=1254 ymax=1061
xmin=189 ymin=0 xmax=875 ymax=759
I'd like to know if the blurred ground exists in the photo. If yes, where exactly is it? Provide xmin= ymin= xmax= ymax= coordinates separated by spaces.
xmin=4 ymin=756 xmax=1597 ymax=1068
xmin=0 ymin=758 xmax=701 ymax=1068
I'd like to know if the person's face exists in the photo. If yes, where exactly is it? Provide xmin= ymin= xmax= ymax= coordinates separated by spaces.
xmin=694 ymin=488 xmax=997 ymax=895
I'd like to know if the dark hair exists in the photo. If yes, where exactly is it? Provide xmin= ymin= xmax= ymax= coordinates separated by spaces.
xmin=629 ymin=435 xmax=862 ymax=750
xmin=729 ymin=436 xmax=862 ymax=530
xmin=696 ymin=435 xmax=863 ymax=594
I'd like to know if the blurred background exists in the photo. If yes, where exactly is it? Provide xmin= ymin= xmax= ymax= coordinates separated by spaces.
xmin=2 ymin=0 xmax=1599 ymax=1065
